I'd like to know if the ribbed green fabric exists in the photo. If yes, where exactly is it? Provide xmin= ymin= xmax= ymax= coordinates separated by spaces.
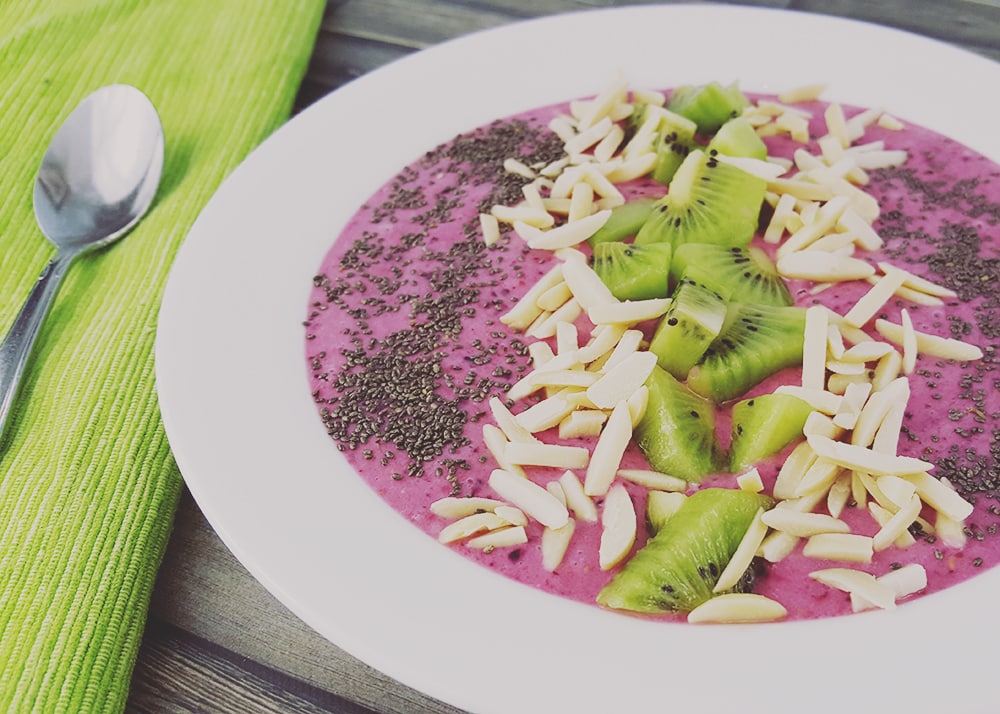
xmin=0 ymin=2 xmax=324 ymax=711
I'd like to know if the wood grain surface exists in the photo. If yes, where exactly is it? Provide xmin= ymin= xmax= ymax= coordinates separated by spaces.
xmin=128 ymin=1 xmax=1000 ymax=712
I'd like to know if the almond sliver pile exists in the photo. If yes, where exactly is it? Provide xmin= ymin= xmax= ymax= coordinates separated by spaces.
xmin=431 ymin=76 xmax=984 ymax=624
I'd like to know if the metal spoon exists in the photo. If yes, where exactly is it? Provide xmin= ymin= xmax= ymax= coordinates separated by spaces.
xmin=0 ymin=84 xmax=164 ymax=444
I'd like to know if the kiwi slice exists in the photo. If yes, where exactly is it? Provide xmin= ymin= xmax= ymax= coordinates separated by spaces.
xmin=652 ymin=110 xmax=700 ymax=185
xmin=648 ymin=278 xmax=727 ymax=378
xmin=667 ymin=81 xmax=750 ymax=134
xmin=592 ymin=242 xmax=672 ymax=301
xmin=707 ymin=116 xmax=767 ymax=160
xmin=634 ymin=149 xmax=766 ymax=250
xmin=687 ymin=303 xmax=807 ymax=403
xmin=670 ymin=243 xmax=794 ymax=307
xmin=587 ymin=197 xmax=659 ymax=248
xmin=729 ymin=393 xmax=814 ymax=471
xmin=635 ymin=365 xmax=723 ymax=483
xmin=597 ymin=487 xmax=772 ymax=614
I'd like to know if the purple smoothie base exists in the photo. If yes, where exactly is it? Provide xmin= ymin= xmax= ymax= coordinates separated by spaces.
xmin=304 ymin=91 xmax=1000 ymax=622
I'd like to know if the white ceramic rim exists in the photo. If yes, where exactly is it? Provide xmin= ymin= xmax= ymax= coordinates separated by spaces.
xmin=156 ymin=6 xmax=1000 ymax=712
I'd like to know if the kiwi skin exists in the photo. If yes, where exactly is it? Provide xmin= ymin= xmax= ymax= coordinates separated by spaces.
xmin=670 ymin=243 xmax=794 ymax=307
xmin=597 ymin=487 xmax=773 ymax=614
xmin=687 ymin=303 xmax=807 ymax=403
xmin=729 ymin=393 xmax=814 ymax=472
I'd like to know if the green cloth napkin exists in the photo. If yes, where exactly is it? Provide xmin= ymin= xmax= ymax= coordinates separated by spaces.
xmin=0 ymin=1 xmax=324 ymax=711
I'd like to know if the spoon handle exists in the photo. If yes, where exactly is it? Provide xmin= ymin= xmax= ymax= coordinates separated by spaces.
xmin=0 ymin=251 xmax=76 ymax=446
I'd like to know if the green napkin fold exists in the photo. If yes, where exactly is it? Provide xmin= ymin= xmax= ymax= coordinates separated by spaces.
xmin=0 ymin=1 xmax=324 ymax=710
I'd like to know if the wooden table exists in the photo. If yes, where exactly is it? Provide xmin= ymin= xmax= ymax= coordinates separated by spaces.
xmin=126 ymin=2 xmax=1000 ymax=712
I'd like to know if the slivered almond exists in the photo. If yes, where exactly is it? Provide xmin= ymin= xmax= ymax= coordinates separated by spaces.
xmin=764 ymin=192 xmax=799 ymax=243
xmin=803 ymin=533 xmax=874 ymax=563
xmin=515 ymin=395 xmax=576 ymax=433
xmin=779 ymin=83 xmax=827 ymax=103
xmin=500 ymin=264 xmax=563 ymax=329
xmin=488 ymin=469 xmax=569 ymax=528
xmin=584 ymin=400 xmax=633 ymax=496
xmin=876 ymin=261 xmax=956 ymax=298
xmin=775 ymin=385 xmax=843 ymax=415
xmin=480 ymin=213 xmax=501 ymax=246
xmin=599 ymin=483 xmax=637 ymax=570
xmin=559 ymin=250 xmax=617 ymax=311
xmin=899 ymin=471 xmax=974 ymax=522
xmin=567 ymin=181 xmax=595 ymax=223
xmin=794 ymin=457 xmax=842 ymax=498
xmin=504 ymin=442 xmax=589 ymax=470
xmin=871 ymin=382 xmax=908 ymax=455
xmin=841 ymin=268 xmax=908 ymax=328
xmin=761 ymin=509 xmax=850 ymax=537
xmin=616 ymin=468 xmax=688 ymax=492
xmin=626 ymin=385 xmax=649 ymax=427
xmin=875 ymin=318 xmax=983 ymax=362
xmin=482 ymin=424 xmax=529 ymax=478
xmin=564 ymin=116 xmax=614 ymax=155
xmin=832 ymin=381 xmax=872 ymax=430
xmin=558 ymin=470 xmax=598 ymax=522
xmin=541 ymin=519 xmax=576 ymax=571
xmin=777 ymin=251 xmax=875 ymax=282
xmin=535 ymin=281 xmax=573 ymax=312
xmin=868 ymin=502 xmax=916 ymax=548
xmin=526 ymin=299 xmax=582 ymax=339
xmin=767 ymin=178 xmax=834 ymax=202
xmin=801 ymin=305 xmax=828 ymax=390
xmin=737 ymin=468 xmax=765 ymax=493
xmin=604 ymin=153 xmax=658 ymax=183
xmin=586 ymin=351 xmax=657 ymax=409
xmin=587 ymin=297 xmax=672 ymax=325
xmin=714 ymin=509 xmax=769 ymax=592
xmin=827 ymin=472 xmax=853 ymax=518
xmin=803 ymin=411 xmax=844 ymax=441
xmin=558 ymin=410 xmax=607 ymax=439
xmin=839 ymin=341 xmax=894 ymax=363
xmin=851 ymin=564 xmax=926 ymax=612
xmin=806 ymin=434 xmax=933 ymax=476
xmin=935 ymin=510 xmax=968 ymax=548
xmin=810 ymin=567 xmax=894 ymax=608
xmin=466 ymin=525 xmax=528 ymax=550
xmin=872 ymin=493 xmax=922 ymax=551
xmin=599 ymin=329 xmax=644 ymax=373
xmin=776 ymin=195 xmax=851 ymax=257
xmin=493 ymin=204 xmax=555 ymax=228
xmin=438 ymin=512 xmax=508 ymax=543
xmin=489 ymin=397 xmax=538 ymax=443
xmin=689 ymin=593 xmax=788 ymax=624
xmin=824 ymin=102 xmax=850 ymax=147
xmin=576 ymin=323 xmax=627 ymax=364
xmin=772 ymin=441 xmax=817 ymax=499
xmin=525 ymin=210 xmax=612 ymax=250
xmin=827 ymin=372 xmax=872 ymax=395
xmin=851 ymin=377 xmax=907 ymax=447
xmin=430 ymin=496 xmax=506 ymax=519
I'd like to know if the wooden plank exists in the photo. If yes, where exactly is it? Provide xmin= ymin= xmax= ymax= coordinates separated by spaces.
xmin=140 ymin=490 xmax=464 ymax=714
xmin=790 ymin=0 xmax=1000 ymax=57
xmin=128 ymin=621 xmax=376 ymax=714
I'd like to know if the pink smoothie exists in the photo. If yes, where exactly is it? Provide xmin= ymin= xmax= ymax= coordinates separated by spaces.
xmin=303 ymin=91 xmax=1000 ymax=622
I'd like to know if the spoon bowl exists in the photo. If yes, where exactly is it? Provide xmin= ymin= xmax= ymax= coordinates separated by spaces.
xmin=0 ymin=84 xmax=164 ymax=444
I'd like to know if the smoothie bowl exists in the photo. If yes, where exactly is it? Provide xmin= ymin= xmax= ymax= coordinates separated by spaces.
xmin=156 ymin=6 xmax=1000 ymax=713
xmin=304 ymin=75 xmax=995 ymax=624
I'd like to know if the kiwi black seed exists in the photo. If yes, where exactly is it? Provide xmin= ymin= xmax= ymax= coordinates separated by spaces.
xmin=597 ymin=487 xmax=773 ymax=614
xmin=648 ymin=278 xmax=728 ymax=378
xmin=687 ymin=302 xmax=807 ymax=403
xmin=634 ymin=365 xmax=724 ymax=483
xmin=670 ymin=243 xmax=794 ymax=306
xmin=729 ymin=393 xmax=814 ymax=471
xmin=592 ymin=241 xmax=672 ymax=301
xmin=634 ymin=149 xmax=766 ymax=251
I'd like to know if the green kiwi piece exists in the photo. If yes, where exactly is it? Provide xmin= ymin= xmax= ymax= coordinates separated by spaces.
xmin=707 ymin=116 xmax=767 ymax=160
xmin=670 ymin=243 xmax=794 ymax=306
xmin=635 ymin=365 xmax=723 ymax=483
xmin=652 ymin=110 xmax=700 ymax=185
xmin=667 ymin=81 xmax=751 ymax=134
xmin=648 ymin=278 xmax=728 ymax=378
xmin=592 ymin=242 xmax=672 ymax=301
xmin=634 ymin=149 xmax=766 ymax=250
xmin=687 ymin=303 xmax=807 ymax=403
xmin=597 ymin=487 xmax=772 ymax=614
xmin=587 ymin=197 xmax=659 ymax=247
xmin=729 ymin=393 xmax=814 ymax=472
